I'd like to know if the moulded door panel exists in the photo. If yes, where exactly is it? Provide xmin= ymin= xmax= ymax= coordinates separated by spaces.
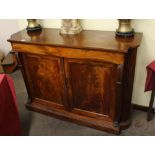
xmin=19 ymin=53 xmax=66 ymax=107
xmin=65 ymin=58 xmax=119 ymax=121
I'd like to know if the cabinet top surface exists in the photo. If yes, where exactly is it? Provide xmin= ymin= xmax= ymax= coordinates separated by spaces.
xmin=8 ymin=28 xmax=142 ymax=53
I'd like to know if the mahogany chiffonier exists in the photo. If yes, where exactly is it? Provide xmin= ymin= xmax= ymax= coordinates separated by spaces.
xmin=8 ymin=28 xmax=142 ymax=134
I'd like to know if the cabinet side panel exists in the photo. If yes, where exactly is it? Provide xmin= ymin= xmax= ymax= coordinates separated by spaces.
xmin=121 ymin=48 xmax=138 ymax=124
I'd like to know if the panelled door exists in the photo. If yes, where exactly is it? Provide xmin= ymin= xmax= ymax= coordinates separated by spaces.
xmin=64 ymin=58 xmax=121 ymax=122
xmin=19 ymin=53 xmax=66 ymax=108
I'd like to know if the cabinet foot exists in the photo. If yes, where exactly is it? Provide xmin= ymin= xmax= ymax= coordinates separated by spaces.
xmin=120 ymin=119 xmax=131 ymax=130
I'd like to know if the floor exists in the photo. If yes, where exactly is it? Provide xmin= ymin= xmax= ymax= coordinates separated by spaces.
xmin=10 ymin=70 xmax=155 ymax=136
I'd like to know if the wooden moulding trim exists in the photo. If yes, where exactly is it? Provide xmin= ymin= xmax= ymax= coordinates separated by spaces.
xmin=33 ymin=98 xmax=112 ymax=123
xmin=11 ymin=43 xmax=124 ymax=65
xmin=132 ymin=103 xmax=153 ymax=112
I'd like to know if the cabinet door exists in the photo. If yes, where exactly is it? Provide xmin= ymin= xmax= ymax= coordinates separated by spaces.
xmin=65 ymin=58 xmax=119 ymax=121
xmin=20 ymin=53 xmax=66 ymax=108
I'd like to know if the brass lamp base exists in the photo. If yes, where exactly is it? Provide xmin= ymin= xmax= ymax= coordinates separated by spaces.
xmin=116 ymin=19 xmax=134 ymax=37
xmin=116 ymin=29 xmax=134 ymax=37
xmin=26 ymin=19 xmax=42 ymax=32
xmin=26 ymin=25 xmax=42 ymax=32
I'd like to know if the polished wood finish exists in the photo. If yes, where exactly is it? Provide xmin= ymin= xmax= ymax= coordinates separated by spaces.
xmin=20 ymin=54 xmax=65 ymax=106
xmin=65 ymin=59 xmax=117 ymax=120
xmin=8 ymin=28 xmax=142 ymax=134
xmin=8 ymin=28 xmax=142 ymax=53
xmin=11 ymin=43 xmax=124 ymax=64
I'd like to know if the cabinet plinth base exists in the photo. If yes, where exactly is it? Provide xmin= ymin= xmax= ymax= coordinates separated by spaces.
xmin=120 ymin=120 xmax=131 ymax=130
xmin=26 ymin=101 xmax=120 ymax=134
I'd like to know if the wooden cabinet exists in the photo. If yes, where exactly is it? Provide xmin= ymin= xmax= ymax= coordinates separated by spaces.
xmin=8 ymin=28 xmax=142 ymax=134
